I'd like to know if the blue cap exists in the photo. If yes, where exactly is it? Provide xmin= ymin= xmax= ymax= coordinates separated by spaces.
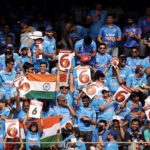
xmin=45 ymin=25 xmax=53 ymax=32
xmin=20 ymin=18 xmax=29 ymax=25
xmin=108 ymin=130 xmax=118 ymax=138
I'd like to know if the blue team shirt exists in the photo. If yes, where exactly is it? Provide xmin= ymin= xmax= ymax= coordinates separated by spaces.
xmin=142 ymin=56 xmax=150 ymax=69
xmin=105 ymin=141 xmax=118 ymax=150
xmin=126 ymin=57 xmax=143 ymax=73
xmin=123 ymin=25 xmax=141 ymax=47
xmin=31 ymin=41 xmax=54 ymax=72
xmin=98 ymin=24 xmax=121 ymax=47
xmin=74 ymin=39 xmax=96 ymax=64
xmin=25 ymin=130 xmax=42 ymax=150
xmin=126 ymin=73 xmax=147 ymax=88
xmin=77 ymin=106 xmax=96 ymax=131
xmin=138 ymin=16 xmax=150 ymax=35
xmin=98 ymin=98 xmax=116 ymax=122
xmin=127 ymin=100 xmax=142 ymax=113
xmin=95 ymin=53 xmax=112 ymax=72
xmin=20 ymin=55 xmax=31 ymax=65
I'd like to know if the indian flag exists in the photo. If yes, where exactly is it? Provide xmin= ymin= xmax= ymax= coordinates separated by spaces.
xmin=26 ymin=73 xmax=66 ymax=99
xmin=20 ymin=116 xmax=61 ymax=148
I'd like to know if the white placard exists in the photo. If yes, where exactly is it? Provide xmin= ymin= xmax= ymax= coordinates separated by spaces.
xmin=28 ymin=100 xmax=43 ymax=118
xmin=14 ymin=75 xmax=31 ymax=96
xmin=145 ymin=109 xmax=150 ymax=120
xmin=59 ymin=50 xmax=71 ymax=70
xmin=113 ymin=85 xmax=132 ymax=104
xmin=82 ymin=82 xmax=103 ymax=99
xmin=5 ymin=119 xmax=19 ymax=138
xmin=77 ymin=67 xmax=91 ymax=86
xmin=111 ymin=57 xmax=119 ymax=67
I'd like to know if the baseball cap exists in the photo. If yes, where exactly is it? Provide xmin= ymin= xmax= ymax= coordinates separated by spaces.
xmin=80 ymin=55 xmax=90 ymax=62
xmin=19 ymin=18 xmax=29 ymax=25
xmin=112 ymin=115 xmax=121 ymax=122
xmin=45 ymin=25 xmax=53 ymax=32
xmin=108 ymin=130 xmax=118 ymax=138
xmin=119 ymin=54 xmax=127 ymax=59
xmin=60 ymin=82 xmax=69 ymax=88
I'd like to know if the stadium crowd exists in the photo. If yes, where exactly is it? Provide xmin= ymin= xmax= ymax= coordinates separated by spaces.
xmin=0 ymin=2 xmax=150 ymax=150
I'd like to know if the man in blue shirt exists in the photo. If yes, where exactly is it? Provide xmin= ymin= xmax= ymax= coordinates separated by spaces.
xmin=122 ymin=16 xmax=141 ymax=56
xmin=0 ymin=58 xmax=17 ymax=101
xmin=95 ymin=43 xmax=112 ymax=72
xmin=98 ymin=14 xmax=122 ymax=57
xmin=75 ymin=35 xmax=96 ymax=66
xmin=30 ymin=31 xmax=55 ymax=72
xmin=77 ymin=95 xmax=96 ymax=149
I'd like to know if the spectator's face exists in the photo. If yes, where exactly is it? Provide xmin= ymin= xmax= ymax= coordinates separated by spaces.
xmin=106 ymin=16 xmax=114 ymax=24
xmin=7 ymin=61 xmax=14 ymax=70
xmin=113 ymin=120 xmax=119 ymax=127
xmin=58 ymin=98 xmax=67 ymax=106
xmin=0 ymin=102 xmax=5 ymax=110
xmin=23 ymin=101 xmax=29 ymax=112
xmin=5 ymin=53 xmax=13 ymax=59
xmin=46 ymin=31 xmax=54 ymax=38
xmin=22 ymin=49 xmax=28 ymax=55
xmin=28 ymin=67 xmax=34 ymax=73
xmin=82 ymin=98 xmax=90 ymax=107
xmin=98 ymin=77 xmax=105 ymax=84
xmin=40 ymin=64 xmax=47 ymax=73
xmin=132 ymin=96 xmax=140 ymax=102
xmin=98 ymin=45 xmax=106 ymax=54
xmin=131 ymin=49 xmax=139 ymax=57
xmin=61 ymin=86 xmax=69 ymax=94
xmin=6 ymin=37 xmax=13 ymax=44
xmin=131 ymin=121 xmax=139 ymax=130
xmin=99 ymin=122 xmax=106 ymax=129
xmin=3 ymin=25 xmax=10 ymax=34
xmin=119 ymin=57 xmax=126 ymax=67
xmin=31 ymin=125 xmax=38 ymax=132
xmin=35 ymin=39 xmax=43 ymax=45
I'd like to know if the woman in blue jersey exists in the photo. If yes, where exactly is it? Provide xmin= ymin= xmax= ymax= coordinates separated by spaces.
xmin=23 ymin=113 xmax=43 ymax=150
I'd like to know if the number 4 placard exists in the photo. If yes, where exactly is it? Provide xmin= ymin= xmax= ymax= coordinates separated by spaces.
xmin=28 ymin=100 xmax=43 ymax=118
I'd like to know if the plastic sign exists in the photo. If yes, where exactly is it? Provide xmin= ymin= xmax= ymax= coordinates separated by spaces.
xmin=5 ymin=119 xmax=19 ymax=138
xmin=28 ymin=100 xmax=43 ymax=118
xmin=59 ymin=50 xmax=71 ymax=70
xmin=113 ymin=85 xmax=132 ymax=103
xmin=77 ymin=67 xmax=91 ymax=86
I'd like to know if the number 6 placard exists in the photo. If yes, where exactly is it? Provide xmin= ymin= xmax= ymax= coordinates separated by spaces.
xmin=77 ymin=67 xmax=91 ymax=86
xmin=28 ymin=100 xmax=43 ymax=118
xmin=59 ymin=50 xmax=71 ymax=70
xmin=113 ymin=85 xmax=132 ymax=103
xmin=5 ymin=119 xmax=19 ymax=138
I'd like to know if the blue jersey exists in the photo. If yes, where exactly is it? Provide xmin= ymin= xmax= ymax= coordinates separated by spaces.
xmin=138 ymin=16 xmax=150 ymax=35
xmin=88 ymin=10 xmax=107 ymax=41
xmin=105 ymin=141 xmax=118 ymax=150
xmin=0 ymin=132 xmax=5 ymax=150
xmin=74 ymin=39 xmax=96 ymax=64
xmin=68 ymin=25 xmax=87 ymax=40
xmin=126 ymin=73 xmax=147 ymax=88
xmin=142 ymin=56 xmax=150 ymax=69
xmin=16 ymin=109 xmax=27 ymax=122
xmin=127 ymin=100 xmax=142 ymax=113
xmin=0 ymin=108 xmax=10 ymax=135
xmin=98 ymin=98 xmax=116 ymax=122
xmin=123 ymin=25 xmax=141 ymax=47
xmin=126 ymin=57 xmax=143 ymax=73
xmin=25 ymin=130 xmax=42 ymax=150
xmin=20 ymin=55 xmax=31 ymax=66
xmin=98 ymin=24 xmax=121 ymax=47
xmin=77 ymin=106 xmax=96 ymax=131
xmin=106 ymin=66 xmax=133 ymax=82
xmin=31 ymin=41 xmax=54 ymax=72
xmin=95 ymin=53 xmax=112 ymax=72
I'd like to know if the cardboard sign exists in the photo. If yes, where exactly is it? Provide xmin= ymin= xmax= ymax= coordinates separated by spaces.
xmin=28 ymin=100 xmax=43 ymax=118
xmin=59 ymin=50 xmax=71 ymax=70
xmin=113 ymin=85 xmax=132 ymax=103
xmin=77 ymin=67 xmax=91 ymax=86
xmin=145 ymin=109 xmax=150 ymax=120
xmin=5 ymin=119 xmax=19 ymax=138
xmin=14 ymin=75 xmax=31 ymax=96
xmin=35 ymin=44 xmax=43 ymax=59
xmin=82 ymin=82 xmax=103 ymax=99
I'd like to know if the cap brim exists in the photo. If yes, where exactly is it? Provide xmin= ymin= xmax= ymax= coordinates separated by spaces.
xmin=29 ymin=35 xmax=44 ymax=40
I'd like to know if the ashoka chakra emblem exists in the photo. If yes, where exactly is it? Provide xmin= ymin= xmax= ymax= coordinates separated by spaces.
xmin=43 ymin=83 xmax=50 ymax=91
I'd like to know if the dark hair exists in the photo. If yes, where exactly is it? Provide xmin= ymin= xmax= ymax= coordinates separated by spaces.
xmin=94 ymin=70 xmax=105 ymax=80
xmin=84 ymin=35 xmax=92 ymax=45
xmin=131 ymin=46 xmax=139 ymax=51
xmin=23 ymin=62 xmax=34 ymax=72
xmin=5 ymin=58 xmax=14 ymax=66
xmin=28 ymin=122 xmax=38 ymax=133
xmin=82 ymin=95 xmax=90 ymax=101
xmin=40 ymin=62 xmax=48 ymax=68
xmin=130 ymin=92 xmax=140 ymax=99
xmin=131 ymin=118 xmax=140 ymax=125
xmin=30 ymin=145 xmax=41 ymax=150
xmin=98 ymin=42 xmax=106 ymax=48
xmin=106 ymin=13 xmax=115 ymax=19
xmin=98 ymin=120 xmax=107 ymax=125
